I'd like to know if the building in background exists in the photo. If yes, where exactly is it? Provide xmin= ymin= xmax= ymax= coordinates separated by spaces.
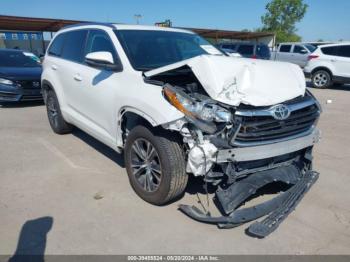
xmin=0 ymin=15 xmax=276 ymax=55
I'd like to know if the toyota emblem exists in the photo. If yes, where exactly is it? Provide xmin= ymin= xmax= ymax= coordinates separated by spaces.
xmin=270 ymin=104 xmax=291 ymax=120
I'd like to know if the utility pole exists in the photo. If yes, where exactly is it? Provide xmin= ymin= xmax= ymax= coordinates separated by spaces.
xmin=134 ymin=14 xmax=142 ymax=25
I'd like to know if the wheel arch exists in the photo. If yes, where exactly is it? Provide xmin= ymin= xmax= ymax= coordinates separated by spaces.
xmin=311 ymin=67 xmax=333 ymax=78
xmin=116 ymin=107 xmax=158 ymax=148
xmin=41 ymin=79 xmax=55 ymax=103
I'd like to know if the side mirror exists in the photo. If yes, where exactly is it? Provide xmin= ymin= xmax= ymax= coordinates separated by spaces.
xmin=85 ymin=51 xmax=122 ymax=71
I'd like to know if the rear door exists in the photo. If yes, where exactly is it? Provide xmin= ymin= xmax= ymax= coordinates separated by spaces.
xmin=58 ymin=30 xmax=89 ymax=111
xmin=73 ymin=29 xmax=124 ymax=144
xmin=276 ymin=44 xmax=292 ymax=62
xmin=292 ymin=44 xmax=309 ymax=67
xmin=334 ymin=45 xmax=350 ymax=78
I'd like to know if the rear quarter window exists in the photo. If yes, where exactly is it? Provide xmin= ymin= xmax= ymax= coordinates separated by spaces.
xmin=321 ymin=46 xmax=339 ymax=56
xmin=48 ymin=34 xmax=65 ymax=57
xmin=338 ymin=45 xmax=350 ymax=58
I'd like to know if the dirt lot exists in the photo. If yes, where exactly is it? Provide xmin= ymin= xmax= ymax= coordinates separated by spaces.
xmin=0 ymin=85 xmax=350 ymax=255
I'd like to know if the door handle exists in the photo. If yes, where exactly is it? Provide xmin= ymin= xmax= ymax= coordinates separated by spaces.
xmin=51 ymin=65 xmax=57 ymax=70
xmin=73 ymin=74 xmax=82 ymax=82
xmin=331 ymin=59 xmax=337 ymax=62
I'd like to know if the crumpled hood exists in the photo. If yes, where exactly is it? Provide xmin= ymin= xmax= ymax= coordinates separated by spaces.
xmin=144 ymin=55 xmax=306 ymax=107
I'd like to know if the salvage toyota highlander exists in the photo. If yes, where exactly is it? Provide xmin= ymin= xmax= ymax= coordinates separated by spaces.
xmin=41 ymin=23 xmax=321 ymax=237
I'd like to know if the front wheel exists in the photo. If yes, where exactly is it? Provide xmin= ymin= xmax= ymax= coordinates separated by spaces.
xmin=124 ymin=126 xmax=188 ymax=205
xmin=312 ymin=70 xmax=332 ymax=89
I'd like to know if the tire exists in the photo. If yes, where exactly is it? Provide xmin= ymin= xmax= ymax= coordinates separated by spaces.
xmin=311 ymin=70 xmax=332 ymax=89
xmin=45 ymin=90 xmax=73 ymax=134
xmin=124 ymin=125 xmax=188 ymax=205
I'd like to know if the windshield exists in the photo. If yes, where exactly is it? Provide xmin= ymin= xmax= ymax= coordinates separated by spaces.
xmin=115 ymin=30 xmax=222 ymax=71
xmin=305 ymin=44 xmax=317 ymax=52
xmin=0 ymin=50 xmax=41 ymax=67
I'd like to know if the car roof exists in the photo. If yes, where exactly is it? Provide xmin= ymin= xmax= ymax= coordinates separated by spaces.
xmin=60 ymin=22 xmax=194 ymax=34
xmin=316 ymin=42 xmax=350 ymax=48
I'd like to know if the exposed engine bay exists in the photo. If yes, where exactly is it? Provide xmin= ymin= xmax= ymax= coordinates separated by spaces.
xmin=145 ymin=60 xmax=321 ymax=237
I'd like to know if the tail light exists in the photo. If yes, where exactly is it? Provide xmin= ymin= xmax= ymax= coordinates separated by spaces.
xmin=251 ymin=55 xmax=257 ymax=59
xmin=308 ymin=55 xmax=319 ymax=61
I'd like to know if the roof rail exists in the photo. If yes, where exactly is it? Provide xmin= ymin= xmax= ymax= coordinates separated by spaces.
xmin=61 ymin=22 xmax=116 ymax=30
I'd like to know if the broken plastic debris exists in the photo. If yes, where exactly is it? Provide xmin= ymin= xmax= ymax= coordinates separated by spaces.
xmin=93 ymin=192 xmax=104 ymax=200
xmin=326 ymin=99 xmax=332 ymax=104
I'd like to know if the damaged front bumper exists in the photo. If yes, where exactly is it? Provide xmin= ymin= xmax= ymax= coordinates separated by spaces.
xmin=179 ymin=165 xmax=319 ymax=238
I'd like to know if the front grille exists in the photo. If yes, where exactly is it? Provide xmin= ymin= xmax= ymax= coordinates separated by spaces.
xmin=15 ymin=80 xmax=41 ymax=89
xmin=235 ymin=97 xmax=320 ymax=145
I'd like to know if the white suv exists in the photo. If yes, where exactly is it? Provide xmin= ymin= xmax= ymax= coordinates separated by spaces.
xmin=42 ymin=23 xmax=321 ymax=237
xmin=304 ymin=43 xmax=350 ymax=88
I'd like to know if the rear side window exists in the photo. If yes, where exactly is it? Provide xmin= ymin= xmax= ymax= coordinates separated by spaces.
xmin=279 ymin=45 xmax=292 ymax=52
xmin=48 ymin=34 xmax=65 ymax=57
xmin=338 ymin=45 xmax=350 ymax=58
xmin=61 ymin=30 xmax=88 ymax=63
xmin=321 ymin=46 xmax=338 ymax=56
xmin=237 ymin=44 xmax=254 ymax=56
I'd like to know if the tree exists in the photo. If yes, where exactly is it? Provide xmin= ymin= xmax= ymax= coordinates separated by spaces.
xmin=261 ymin=0 xmax=308 ymax=43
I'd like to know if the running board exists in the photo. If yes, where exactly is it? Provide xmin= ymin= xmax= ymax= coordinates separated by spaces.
xmin=179 ymin=166 xmax=319 ymax=238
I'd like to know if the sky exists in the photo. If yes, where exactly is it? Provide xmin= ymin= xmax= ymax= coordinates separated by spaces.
xmin=0 ymin=0 xmax=349 ymax=41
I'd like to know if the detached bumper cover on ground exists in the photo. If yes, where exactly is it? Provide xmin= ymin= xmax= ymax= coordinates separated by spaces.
xmin=179 ymin=165 xmax=319 ymax=238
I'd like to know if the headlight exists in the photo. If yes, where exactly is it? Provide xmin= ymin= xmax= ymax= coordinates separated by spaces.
xmin=164 ymin=85 xmax=232 ymax=122
xmin=0 ymin=78 xmax=14 ymax=86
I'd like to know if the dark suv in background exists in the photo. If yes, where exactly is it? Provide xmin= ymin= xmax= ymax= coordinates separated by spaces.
xmin=0 ymin=49 xmax=42 ymax=103
xmin=216 ymin=42 xmax=271 ymax=60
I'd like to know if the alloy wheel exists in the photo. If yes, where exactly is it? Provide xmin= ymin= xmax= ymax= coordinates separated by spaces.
xmin=130 ymin=138 xmax=162 ymax=192
xmin=313 ymin=72 xmax=329 ymax=87
xmin=47 ymin=96 xmax=58 ymax=128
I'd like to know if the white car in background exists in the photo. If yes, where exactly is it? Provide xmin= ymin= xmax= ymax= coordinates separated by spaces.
xmin=304 ymin=43 xmax=350 ymax=88
xmin=271 ymin=42 xmax=317 ymax=67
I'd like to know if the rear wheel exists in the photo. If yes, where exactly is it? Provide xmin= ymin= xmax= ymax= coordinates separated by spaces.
xmin=312 ymin=70 xmax=332 ymax=89
xmin=46 ymin=90 xmax=73 ymax=134
xmin=124 ymin=126 xmax=188 ymax=205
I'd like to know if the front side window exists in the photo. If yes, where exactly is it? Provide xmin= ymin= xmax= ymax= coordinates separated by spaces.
xmin=85 ymin=30 xmax=116 ymax=55
xmin=115 ymin=30 xmax=221 ymax=71
xmin=61 ymin=30 xmax=88 ymax=63
xmin=0 ymin=51 xmax=41 ymax=67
